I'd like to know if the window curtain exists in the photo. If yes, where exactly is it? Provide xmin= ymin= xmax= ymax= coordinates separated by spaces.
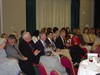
xmin=26 ymin=0 xmax=36 ymax=35
xmin=71 ymin=0 xmax=80 ymax=31
xmin=94 ymin=0 xmax=100 ymax=28
xmin=36 ymin=0 xmax=71 ymax=30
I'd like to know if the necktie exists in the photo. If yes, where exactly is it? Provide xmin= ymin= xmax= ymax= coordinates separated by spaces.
xmin=43 ymin=41 xmax=46 ymax=48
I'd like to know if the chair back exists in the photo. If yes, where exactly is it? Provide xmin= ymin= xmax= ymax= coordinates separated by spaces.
xmin=50 ymin=70 xmax=60 ymax=75
xmin=60 ymin=56 xmax=75 ymax=75
xmin=38 ymin=63 xmax=48 ymax=75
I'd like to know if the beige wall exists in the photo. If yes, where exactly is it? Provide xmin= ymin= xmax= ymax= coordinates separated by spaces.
xmin=80 ymin=0 xmax=94 ymax=32
xmin=1 ymin=0 xmax=94 ymax=35
xmin=36 ymin=0 xmax=94 ymax=31
xmin=2 ymin=0 xmax=26 ymax=36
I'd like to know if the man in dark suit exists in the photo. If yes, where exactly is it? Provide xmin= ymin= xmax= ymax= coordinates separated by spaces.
xmin=55 ymin=28 xmax=66 ymax=49
xmin=45 ymin=31 xmax=57 ymax=50
xmin=19 ymin=32 xmax=40 ymax=64
xmin=34 ymin=32 xmax=47 ymax=61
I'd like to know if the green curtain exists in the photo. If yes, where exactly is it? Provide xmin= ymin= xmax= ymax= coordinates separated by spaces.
xmin=71 ymin=0 xmax=80 ymax=32
xmin=26 ymin=0 xmax=36 ymax=36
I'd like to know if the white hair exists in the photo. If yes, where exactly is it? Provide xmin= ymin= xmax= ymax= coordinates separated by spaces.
xmin=44 ymin=47 xmax=52 ymax=56
xmin=22 ymin=32 xmax=30 ymax=39
xmin=0 ymin=38 xmax=6 ymax=45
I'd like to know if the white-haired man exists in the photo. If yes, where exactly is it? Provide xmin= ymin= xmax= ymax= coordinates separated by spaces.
xmin=19 ymin=32 xmax=40 ymax=64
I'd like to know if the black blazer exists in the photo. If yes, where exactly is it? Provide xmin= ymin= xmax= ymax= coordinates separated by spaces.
xmin=45 ymin=38 xmax=52 ymax=45
xmin=34 ymin=40 xmax=45 ymax=56
xmin=45 ymin=38 xmax=57 ymax=50
xmin=18 ymin=39 xmax=38 ymax=64
xmin=55 ymin=36 xmax=65 ymax=49
xmin=69 ymin=45 xmax=85 ymax=63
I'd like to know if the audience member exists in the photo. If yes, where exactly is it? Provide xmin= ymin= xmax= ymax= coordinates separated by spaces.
xmin=19 ymin=32 xmax=40 ymax=64
xmin=65 ymin=27 xmax=71 ymax=34
xmin=92 ymin=32 xmax=100 ymax=51
xmin=35 ymin=32 xmax=47 ymax=62
xmin=47 ymin=27 xmax=53 ymax=33
xmin=83 ymin=27 xmax=93 ymax=46
xmin=11 ymin=31 xmax=19 ymax=44
xmin=40 ymin=27 xmax=47 ymax=33
xmin=77 ymin=28 xmax=91 ymax=52
xmin=53 ymin=27 xmax=59 ymax=41
xmin=45 ymin=31 xmax=57 ymax=50
xmin=5 ymin=34 xmax=36 ymax=75
xmin=77 ymin=28 xmax=86 ymax=45
xmin=71 ymin=28 xmax=81 ymax=46
xmin=95 ymin=28 xmax=100 ymax=36
xmin=0 ymin=38 xmax=22 ymax=75
xmin=0 ymin=33 xmax=8 ymax=43
xmin=89 ymin=28 xmax=96 ymax=44
xmin=32 ymin=30 xmax=40 ymax=43
xmin=19 ymin=30 xmax=26 ymax=43
xmin=40 ymin=46 xmax=68 ymax=75
xmin=69 ymin=28 xmax=86 ymax=64
xmin=55 ymin=28 xmax=66 ymax=49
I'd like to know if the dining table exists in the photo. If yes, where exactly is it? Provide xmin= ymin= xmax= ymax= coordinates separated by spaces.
xmin=78 ymin=59 xmax=100 ymax=75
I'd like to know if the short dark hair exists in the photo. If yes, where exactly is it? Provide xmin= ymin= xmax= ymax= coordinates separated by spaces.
xmin=33 ymin=30 xmax=39 ymax=37
xmin=21 ymin=30 xmax=26 ymax=36
xmin=53 ymin=27 xmax=58 ymax=33
xmin=46 ymin=31 xmax=53 ymax=36
xmin=8 ymin=34 xmax=16 ymax=40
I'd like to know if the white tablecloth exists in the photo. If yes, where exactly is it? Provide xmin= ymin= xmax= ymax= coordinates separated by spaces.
xmin=78 ymin=59 xmax=100 ymax=75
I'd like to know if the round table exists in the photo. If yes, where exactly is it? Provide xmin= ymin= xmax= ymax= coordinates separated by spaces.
xmin=78 ymin=59 xmax=100 ymax=75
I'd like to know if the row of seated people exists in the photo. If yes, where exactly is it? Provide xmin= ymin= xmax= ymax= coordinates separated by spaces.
xmin=0 ymin=34 xmax=69 ymax=75
xmin=0 ymin=30 xmax=76 ymax=75
xmin=0 ymin=27 xmax=99 ymax=75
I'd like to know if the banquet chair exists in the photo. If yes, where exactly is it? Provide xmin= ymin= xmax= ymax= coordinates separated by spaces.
xmin=60 ymin=56 xmax=76 ymax=75
xmin=38 ymin=63 xmax=48 ymax=75
xmin=50 ymin=70 xmax=61 ymax=75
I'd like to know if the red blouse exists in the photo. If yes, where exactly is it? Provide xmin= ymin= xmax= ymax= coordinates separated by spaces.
xmin=71 ymin=36 xmax=81 ymax=45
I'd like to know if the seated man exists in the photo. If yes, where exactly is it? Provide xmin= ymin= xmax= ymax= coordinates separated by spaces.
xmin=0 ymin=38 xmax=21 ymax=75
xmin=19 ymin=32 xmax=40 ymax=64
xmin=40 ymin=46 xmax=68 ymax=75
xmin=45 ymin=30 xmax=72 ymax=61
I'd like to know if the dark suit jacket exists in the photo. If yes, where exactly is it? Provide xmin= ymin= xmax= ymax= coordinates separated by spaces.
xmin=34 ymin=40 xmax=45 ymax=57
xmin=45 ymin=38 xmax=57 ymax=50
xmin=55 ymin=36 xmax=65 ymax=49
xmin=18 ymin=38 xmax=38 ymax=64
xmin=45 ymin=38 xmax=52 ymax=45
xmin=69 ymin=45 xmax=85 ymax=63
